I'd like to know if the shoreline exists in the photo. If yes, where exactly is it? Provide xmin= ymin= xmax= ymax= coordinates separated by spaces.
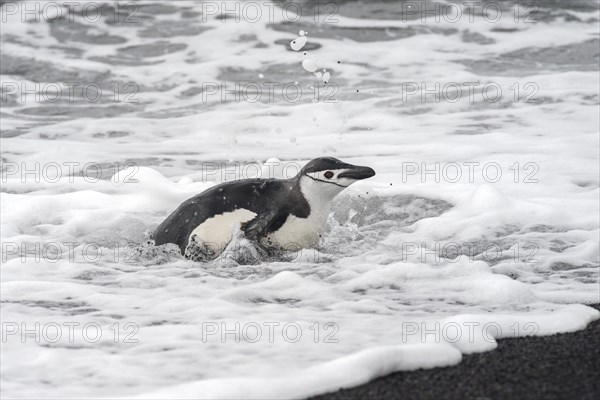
xmin=309 ymin=304 xmax=600 ymax=400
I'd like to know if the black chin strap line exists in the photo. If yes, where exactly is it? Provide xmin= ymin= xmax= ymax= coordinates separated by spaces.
xmin=304 ymin=174 xmax=349 ymax=188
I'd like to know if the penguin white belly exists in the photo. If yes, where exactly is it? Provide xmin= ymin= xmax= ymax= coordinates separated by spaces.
xmin=189 ymin=208 xmax=257 ymax=249
xmin=265 ymin=214 xmax=326 ymax=251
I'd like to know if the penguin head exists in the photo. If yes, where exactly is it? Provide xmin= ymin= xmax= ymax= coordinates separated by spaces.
xmin=299 ymin=157 xmax=376 ymax=199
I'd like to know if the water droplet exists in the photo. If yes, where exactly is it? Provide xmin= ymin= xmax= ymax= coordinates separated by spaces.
xmin=302 ymin=59 xmax=317 ymax=73
xmin=322 ymin=72 xmax=330 ymax=83
xmin=258 ymin=73 xmax=264 ymax=78
xmin=315 ymin=71 xmax=322 ymax=79
xmin=299 ymin=30 xmax=305 ymax=36
xmin=291 ymin=36 xmax=307 ymax=51
xmin=289 ymin=136 xmax=297 ymax=143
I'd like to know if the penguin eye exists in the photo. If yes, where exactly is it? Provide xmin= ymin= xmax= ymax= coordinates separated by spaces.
xmin=324 ymin=171 xmax=334 ymax=179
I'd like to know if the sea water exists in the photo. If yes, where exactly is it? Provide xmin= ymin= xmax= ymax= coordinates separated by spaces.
xmin=1 ymin=1 xmax=599 ymax=398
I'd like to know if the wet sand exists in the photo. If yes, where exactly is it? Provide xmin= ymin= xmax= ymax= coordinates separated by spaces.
xmin=309 ymin=304 xmax=600 ymax=400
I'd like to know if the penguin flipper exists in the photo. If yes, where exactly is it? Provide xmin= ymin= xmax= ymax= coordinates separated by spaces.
xmin=242 ymin=209 xmax=288 ymax=242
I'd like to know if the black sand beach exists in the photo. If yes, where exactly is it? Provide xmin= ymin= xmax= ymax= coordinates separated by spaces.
xmin=310 ymin=304 xmax=600 ymax=400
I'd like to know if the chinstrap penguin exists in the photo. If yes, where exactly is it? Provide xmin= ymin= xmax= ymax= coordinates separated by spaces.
xmin=153 ymin=157 xmax=375 ymax=260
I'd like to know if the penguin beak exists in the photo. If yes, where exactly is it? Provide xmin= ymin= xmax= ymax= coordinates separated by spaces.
xmin=338 ymin=165 xmax=376 ymax=180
